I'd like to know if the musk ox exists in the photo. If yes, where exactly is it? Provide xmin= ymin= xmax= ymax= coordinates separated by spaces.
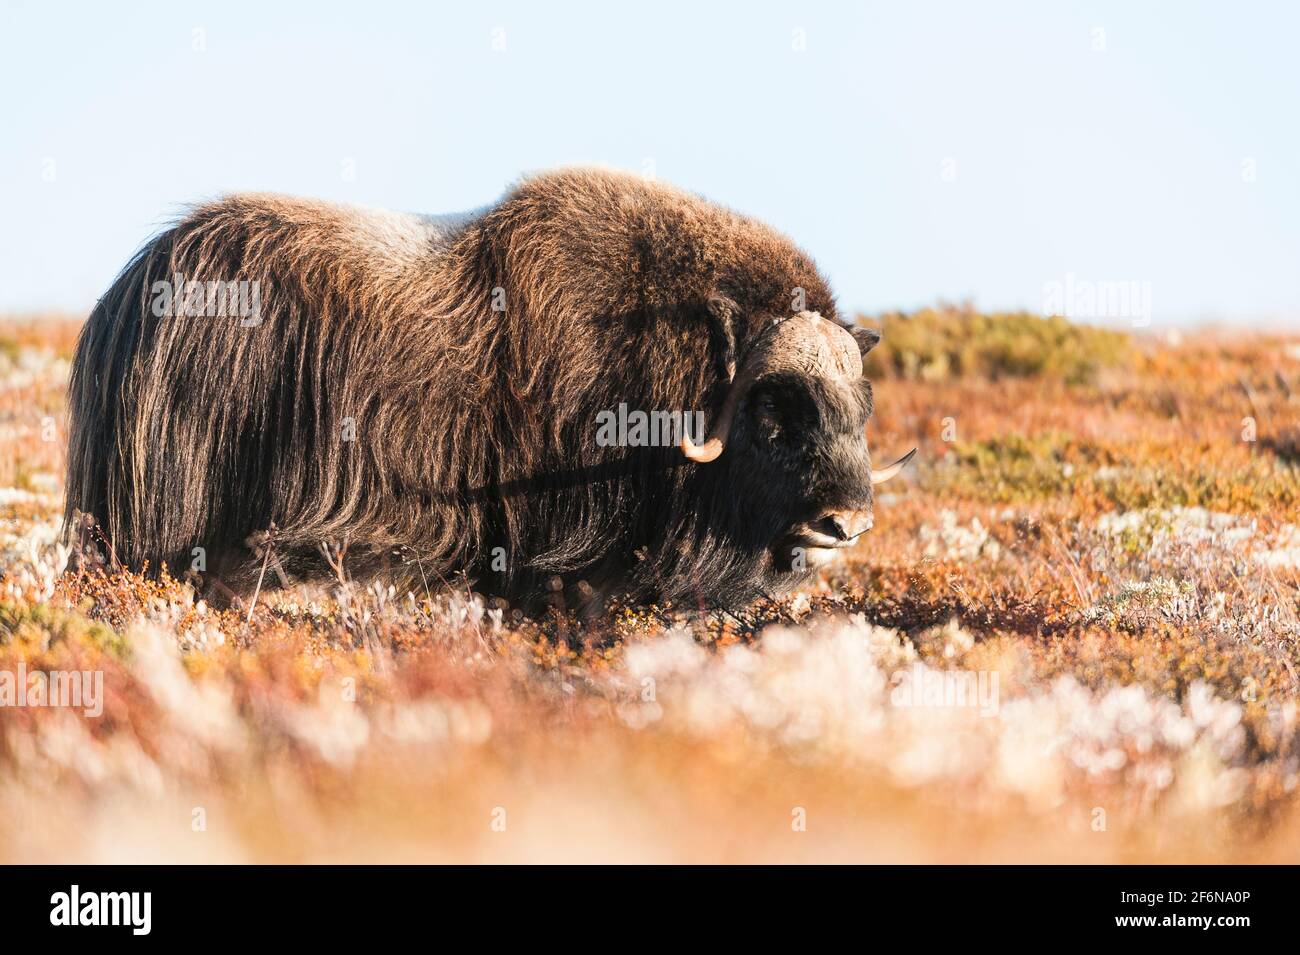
xmin=65 ymin=167 xmax=913 ymax=610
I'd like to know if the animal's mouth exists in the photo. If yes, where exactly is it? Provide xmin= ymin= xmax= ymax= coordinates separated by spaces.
xmin=789 ymin=513 xmax=874 ymax=550
xmin=775 ymin=524 xmax=868 ymax=571
xmin=793 ymin=529 xmax=859 ymax=550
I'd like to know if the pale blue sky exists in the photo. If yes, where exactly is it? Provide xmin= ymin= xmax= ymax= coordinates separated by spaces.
xmin=2 ymin=0 xmax=1297 ymax=327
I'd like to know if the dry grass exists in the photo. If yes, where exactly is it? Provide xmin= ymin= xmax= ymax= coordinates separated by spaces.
xmin=1 ymin=308 xmax=1299 ymax=863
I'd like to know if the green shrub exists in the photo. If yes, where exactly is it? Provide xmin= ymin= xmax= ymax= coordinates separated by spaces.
xmin=860 ymin=302 xmax=1131 ymax=384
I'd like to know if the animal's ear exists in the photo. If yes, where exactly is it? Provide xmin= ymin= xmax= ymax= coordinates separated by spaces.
xmin=705 ymin=294 xmax=739 ymax=382
xmin=851 ymin=324 xmax=882 ymax=357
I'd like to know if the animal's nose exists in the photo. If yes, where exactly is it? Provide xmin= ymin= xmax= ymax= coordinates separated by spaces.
xmin=820 ymin=508 xmax=874 ymax=542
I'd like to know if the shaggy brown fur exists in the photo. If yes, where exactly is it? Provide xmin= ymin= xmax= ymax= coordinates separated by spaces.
xmin=66 ymin=167 xmax=866 ymax=609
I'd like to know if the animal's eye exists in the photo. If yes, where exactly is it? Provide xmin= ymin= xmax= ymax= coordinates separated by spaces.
xmin=749 ymin=387 xmax=789 ymax=442
xmin=750 ymin=390 xmax=781 ymax=430
xmin=748 ymin=378 xmax=816 ymax=450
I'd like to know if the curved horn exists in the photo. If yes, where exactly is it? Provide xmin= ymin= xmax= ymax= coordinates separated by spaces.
xmin=680 ymin=357 xmax=755 ymax=462
xmin=680 ymin=434 xmax=726 ymax=463
xmin=681 ymin=311 xmax=861 ymax=464
xmin=870 ymin=447 xmax=917 ymax=485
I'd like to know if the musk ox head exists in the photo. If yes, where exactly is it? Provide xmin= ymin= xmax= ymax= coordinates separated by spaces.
xmin=676 ymin=309 xmax=914 ymax=588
